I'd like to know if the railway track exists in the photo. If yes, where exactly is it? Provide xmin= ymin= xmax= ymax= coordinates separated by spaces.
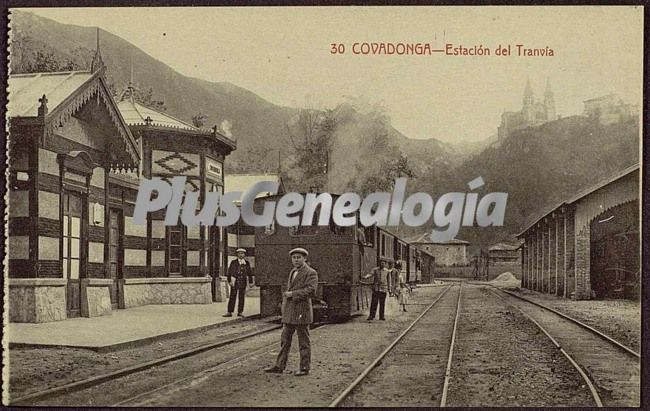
xmin=497 ymin=287 xmax=639 ymax=357
xmin=489 ymin=287 xmax=640 ymax=407
xmin=10 ymin=322 xmax=283 ymax=406
xmin=440 ymin=278 xmax=639 ymax=357
xmin=112 ymin=319 xmax=336 ymax=406
xmin=329 ymin=283 xmax=462 ymax=407
xmin=14 ymin=282 xmax=637 ymax=407
xmin=113 ymin=335 xmax=287 ymax=406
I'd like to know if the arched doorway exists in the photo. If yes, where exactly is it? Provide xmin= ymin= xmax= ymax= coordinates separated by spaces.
xmin=589 ymin=200 xmax=639 ymax=299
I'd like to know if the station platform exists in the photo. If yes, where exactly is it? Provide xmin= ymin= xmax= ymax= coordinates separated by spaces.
xmin=6 ymin=297 xmax=261 ymax=352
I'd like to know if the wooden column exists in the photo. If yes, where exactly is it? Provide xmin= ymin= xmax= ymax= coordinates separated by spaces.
xmin=535 ymin=228 xmax=540 ymax=291
xmin=539 ymin=227 xmax=546 ymax=292
xmin=199 ymin=154 xmax=206 ymax=275
xmin=555 ymin=214 xmax=559 ymax=295
xmin=524 ymin=236 xmax=531 ymax=289
xmin=529 ymin=234 xmax=533 ymax=290
xmin=546 ymin=217 xmax=553 ymax=294
xmin=521 ymin=244 xmax=525 ymax=288
xmin=143 ymin=139 xmax=153 ymax=277
xmin=103 ymin=164 xmax=110 ymax=278
xmin=562 ymin=209 xmax=568 ymax=298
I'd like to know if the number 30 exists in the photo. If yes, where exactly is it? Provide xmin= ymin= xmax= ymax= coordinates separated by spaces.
xmin=330 ymin=43 xmax=345 ymax=54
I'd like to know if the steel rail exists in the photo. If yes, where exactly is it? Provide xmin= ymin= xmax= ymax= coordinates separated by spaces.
xmin=114 ymin=321 xmax=330 ymax=406
xmin=440 ymin=282 xmax=463 ymax=407
xmin=497 ymin=288 xmax=640 ymax=358
xmin=328 ymin=284 xmax=455 ymax=408
xmin=10 ymin=323 xmax=282 ymax=405
xmin=441 ymin=279 xmax=639 ymax=359
xmin=488 ymin=288 xmax=603 ymax=407
xmin=113 ymin=338 xmax=282 ymax=406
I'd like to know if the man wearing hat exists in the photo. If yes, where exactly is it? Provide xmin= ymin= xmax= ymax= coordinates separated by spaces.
xmin=264 ymin=247 xmax=318 ymax=376
xmin=224 ymin=248 xmax=254 ymax=317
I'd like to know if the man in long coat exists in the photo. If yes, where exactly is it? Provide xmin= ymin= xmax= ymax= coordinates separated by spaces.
xmin=224 ymin=248 xmax=254 ymax=317
xmin=265 ymin=247 xmax=318 ymax=376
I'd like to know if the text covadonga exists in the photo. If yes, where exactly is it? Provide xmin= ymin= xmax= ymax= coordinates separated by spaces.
xmin=329 ymin=42 xmax=554 ymax=57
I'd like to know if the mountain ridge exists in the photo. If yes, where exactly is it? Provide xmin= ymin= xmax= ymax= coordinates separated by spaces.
xmin=9 ymin=10 xmax=459 ymax=175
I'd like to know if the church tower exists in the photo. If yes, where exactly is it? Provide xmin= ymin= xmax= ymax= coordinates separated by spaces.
xmin=544 ymin=78 xmax=556 ymax=121
xmin=522 ymin=78 xmax=535 ymax=122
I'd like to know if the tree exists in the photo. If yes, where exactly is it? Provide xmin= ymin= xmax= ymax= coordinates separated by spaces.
xmin=344 ymin=103 xmax=415 ymax=195
xmin=135 ymin=87 xmax=166 ymax=112
xmin=192 ymin=112 xmax=208 ymax=128
xmin=285 ymin=108 xmax=337 ymax=192
xmin=11 ymin=32 xmax=88 ymax=74
xmin=119 ymin=84 xmax=167 ymax=112
xmin=355 ymin=151 xmax=415 ymax=194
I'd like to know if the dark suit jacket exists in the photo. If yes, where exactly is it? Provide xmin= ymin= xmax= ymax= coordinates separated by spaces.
xmin=227 ymin=259 xmax=253 ymax=288
xmin=282 ymin=263 xmax=318 ymax=325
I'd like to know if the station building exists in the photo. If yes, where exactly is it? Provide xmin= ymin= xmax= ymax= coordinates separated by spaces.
xmin=407 ymin=234 xmax=470 ymax=267
xmin=517 ymin=164 xmax=639 ymax=300
xmin=488 ymin=241 xmax=522 ymax=264
xmin=223 ymin=173 xmax=285 ymax=269
xmin=7 ymin=49 xmax=236 ymax=322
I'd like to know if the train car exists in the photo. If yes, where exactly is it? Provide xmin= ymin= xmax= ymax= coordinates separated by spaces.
xmin=401 ymin=243 xmax=419 ymax=284
xmin=394 ymin=238 xmax=408 ymax=283
xmin=254 ymin=194 xmax=382 ymax=322
xmin=253 ymin=193 xmax=437 ymax=321
xmin=419 ymin=249 xmax=436 ymax=283
xmin=376 ymin=227 xmax=396 ymax=264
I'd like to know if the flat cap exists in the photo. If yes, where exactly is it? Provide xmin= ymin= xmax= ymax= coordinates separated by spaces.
xmin=236 ymin=248 xmax=246 ymax=253
xmin=289 ymin=247 xmax=309 ymax=257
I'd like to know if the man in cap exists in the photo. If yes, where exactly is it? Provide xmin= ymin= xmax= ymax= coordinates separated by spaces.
xmin=264 ymin=247 xmax=318 ymax=376
xmin=224 ymin=248 xmax=254 ymax=317
xmin=362 ymin=260 xmax=393 ymax=321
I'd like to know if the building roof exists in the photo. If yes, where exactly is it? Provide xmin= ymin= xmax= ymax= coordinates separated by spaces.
xmin=406 ymin=232 xmax=469 ymax=245
xmin=8 ymin=70 xmax=140 ymax=168
xmin=488 ymin=241 xmax=522 ymax=252
xmin=117 ymin=99 xmax=198 ymax=131
xmin=224 ymin=174 xmax=286 ymax=198
xmin=583 ymin=93 xmax=619 ymax=103
xmin=517 ymin=163 xmax=639 ymax=237
xmin=8 ymin=71 xmax=95 ymax=117
xmin=116 ymin=99 xmax=237 ymax=153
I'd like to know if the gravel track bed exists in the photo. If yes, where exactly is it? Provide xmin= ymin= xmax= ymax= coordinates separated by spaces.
xmin=497 ymin=288 xmax=640 ymax=407
xmin=69 ymin=286 xmax=447 ymax=407
xmin=445 ymin=285 xmax=594 ymax=407
xmin=339 ymin=285 xmax=459 ymax=407
xmin=29 ymin=328 xmax=283 ymax=406
xmin=508 ymin=288 xmax=640 ymax=352
xmin=9 ymin=319 xmax=275 ymax=401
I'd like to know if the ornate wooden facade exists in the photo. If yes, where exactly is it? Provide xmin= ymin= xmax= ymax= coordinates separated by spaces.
xmin=8 ymin=64 xmax=141 ymax=321
xmin=8 ymin=54 xmax=236 ymax=322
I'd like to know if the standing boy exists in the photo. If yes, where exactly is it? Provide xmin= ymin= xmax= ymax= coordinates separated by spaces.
xmin=363 ymin=260 xmax=393 ymax=321
xmin=224 ymin=248 xmax=254 ymax=317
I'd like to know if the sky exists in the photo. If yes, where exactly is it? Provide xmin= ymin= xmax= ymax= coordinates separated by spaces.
xmin=23 ymin=6 xmax=643 ymax=143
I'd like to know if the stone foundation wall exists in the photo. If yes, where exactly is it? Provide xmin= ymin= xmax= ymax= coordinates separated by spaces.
xmin=121 ymin=277 xmax=212 ymax=308
xmin=9 ymin=279 xmax=67 ymax=323
xmin=81 ymin=279 xmax=113 ymax=317
xmin=214 ymin=276 xmax=229 ymax=302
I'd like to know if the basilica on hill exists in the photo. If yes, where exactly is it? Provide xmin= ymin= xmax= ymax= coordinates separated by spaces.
xmin=497 ymin=79 xmax=556 ymax=140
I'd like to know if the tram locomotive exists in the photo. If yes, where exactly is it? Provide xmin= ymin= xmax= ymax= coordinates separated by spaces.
xmin=253 ymin=194 xmax=435 ymax=322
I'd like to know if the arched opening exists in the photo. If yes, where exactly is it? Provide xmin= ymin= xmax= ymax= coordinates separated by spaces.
xmin=590 ymin=200 xmax=639 ymax=299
